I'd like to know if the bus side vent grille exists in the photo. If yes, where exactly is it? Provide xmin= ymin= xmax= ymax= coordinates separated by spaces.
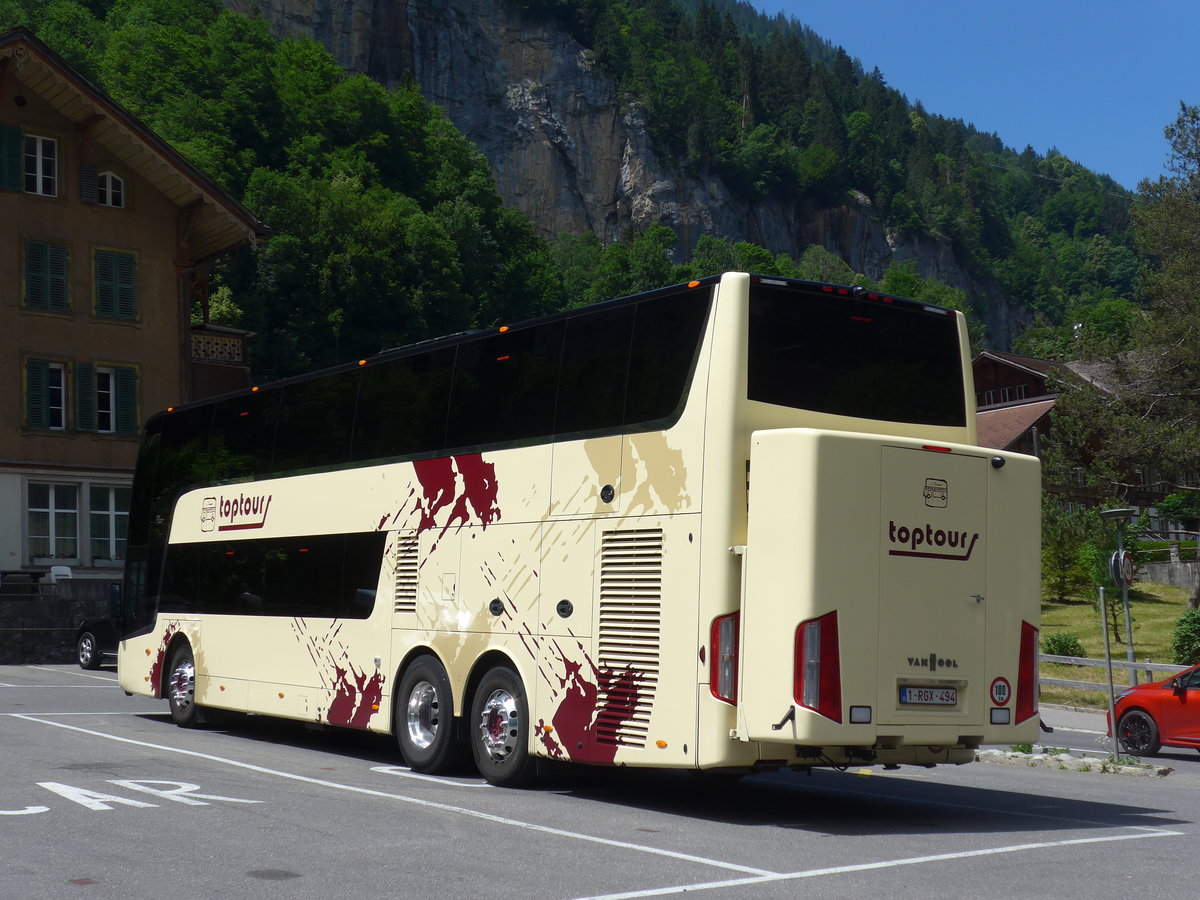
xmin=393 ymin=534 xmax=419 ymax=615
xmin=597 ymin=528 xmax=662 ymax=749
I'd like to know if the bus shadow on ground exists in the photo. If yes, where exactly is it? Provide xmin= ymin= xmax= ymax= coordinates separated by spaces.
xmin=135 ymin=711 xmax=1189 ymax=838
xmin=537 ymin=765 xmax=1190 ymax=837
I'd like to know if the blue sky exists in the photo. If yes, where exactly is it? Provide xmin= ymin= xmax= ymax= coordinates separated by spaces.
xmin=753 ymin=0 xmax=1200 ymax=191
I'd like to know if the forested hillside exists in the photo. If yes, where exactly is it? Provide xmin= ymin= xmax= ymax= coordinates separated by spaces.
xmin=1 ymin=0 xmax=1146 ymax=379
xmin=525 ymin=0 xmax=1141 ymax=355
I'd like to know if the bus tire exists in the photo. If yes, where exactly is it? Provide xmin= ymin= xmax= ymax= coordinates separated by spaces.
xmin=396 ymin=655 xmax=467 ymax=774
xmin=470 ymin=665 xmax=535 ymax=788
xmin=166 ymin=644 xmax=199 ymax=728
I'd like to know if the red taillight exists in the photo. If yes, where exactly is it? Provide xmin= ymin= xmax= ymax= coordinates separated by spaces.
xmin=795 ymin=611 xmax=842 ymax=723
xmin=709 ymin=612 xmax=739 ymax=704
xmin=1016 ymin=621 xmax=1039 ymax=723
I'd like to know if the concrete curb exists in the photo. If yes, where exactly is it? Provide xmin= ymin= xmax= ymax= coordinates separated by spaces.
xmin=976 ymin=748 xmax=1173 ymax=777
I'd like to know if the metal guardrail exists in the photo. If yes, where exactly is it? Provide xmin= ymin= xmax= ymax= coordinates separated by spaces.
xmin=1040 ymin=653 xmax=1188 ymax=692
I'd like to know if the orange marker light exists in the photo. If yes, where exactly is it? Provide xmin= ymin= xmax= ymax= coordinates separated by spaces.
xmin=251 ymin=386 xmax=259 ymax=392
xmin=655 ymin=740 xmax=668 ymax=749
xmin=688 ymin=281 xmax=700 ymax=288
xmin=499 ymin=325 xmax=509 ymax=333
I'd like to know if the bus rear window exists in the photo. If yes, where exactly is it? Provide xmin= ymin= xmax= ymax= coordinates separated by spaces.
xmin=748 ymin=283 xmax=966 ymax=427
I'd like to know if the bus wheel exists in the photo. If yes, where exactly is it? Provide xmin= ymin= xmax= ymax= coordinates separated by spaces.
xmin=397 ymin=655 xmax=467 ymax=774
xmin=166 ymin=644 xmax=199 ymax=727
xmin=470 ymin=666 xmax=535 ymax=788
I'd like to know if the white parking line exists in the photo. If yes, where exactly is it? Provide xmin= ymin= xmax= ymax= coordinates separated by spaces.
xmin=12 ymin=715 xmax=774 ymax=877
xmin=570 ymin=830 xmax=1185 ymax=900
xmin=22 ymin=666 xmax=119 ymax=683
xmin=14 ymin=713 xmax=1185 ymax=897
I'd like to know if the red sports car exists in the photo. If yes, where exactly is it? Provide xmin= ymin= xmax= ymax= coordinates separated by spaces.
xmin=1109 ymin=662 xmax=1200 ymax=756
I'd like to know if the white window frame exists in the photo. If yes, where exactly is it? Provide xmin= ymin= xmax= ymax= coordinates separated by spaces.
xmin=97 ymin=170 xmax=125 ymax=208
xmin=89 ymin=484 xmax=131 ymax=565
xmin=24 ymin=134 xmax=57 ymax=197
xmin=27 ymin=482 xmax=79 ymax=564
xmin=96 ymin=366 xmax=115 ymax=433
xmin=47 ymin=362 xmax=66 ymax=431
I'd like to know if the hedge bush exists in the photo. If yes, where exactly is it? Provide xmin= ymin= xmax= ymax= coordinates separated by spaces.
xmin=1172 ymin=608 xmax=1200 ymax=665
xmin=1042 ymin=632 xmax=1087 ymax=658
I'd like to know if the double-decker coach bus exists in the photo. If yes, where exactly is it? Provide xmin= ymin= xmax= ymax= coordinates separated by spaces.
xmin=116 ymin=272 xmax=1041 ymax=786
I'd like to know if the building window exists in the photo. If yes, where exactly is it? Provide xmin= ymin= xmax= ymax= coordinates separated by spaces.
xmin=24 ymin=134 xmax=57 ymax=196
xmin=25 ymin=240 xmax=69 ymax=312
xmin=76 ymin=363 xmax=139 ymax=434
xmin=96 ymin=367 xmax=114 ymax=433
xmin=26 ymin=359 xmax=67 ymax=430
xmin=97 ymin=171 xmax=124 ymax=207
xmin=1016 ymin=384 xmax=1028 ymax=400
xmin=95 ymin=249 xmax=137 ymax=320
xmin=28 ymin=483 xmax=78 ymax=562
xmin=89 ymin=486 xmax=130 ymax=564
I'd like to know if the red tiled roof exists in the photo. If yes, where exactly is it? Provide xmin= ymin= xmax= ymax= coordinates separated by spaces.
xmin=976 ymin=399 xmax=1055 ymax=450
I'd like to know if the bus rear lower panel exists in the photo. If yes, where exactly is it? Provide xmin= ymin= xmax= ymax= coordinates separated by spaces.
xmin=735 ymin=427 xmax=1041 ymax=764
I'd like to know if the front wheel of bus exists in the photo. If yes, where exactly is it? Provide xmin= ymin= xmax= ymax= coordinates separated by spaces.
xmin=166 ymin=644 xmax=199 ymax=727
xmin=397 ymin=655 xmax=467 ymax=774
xmin=470 ymin=666 xmax=535 ymax=788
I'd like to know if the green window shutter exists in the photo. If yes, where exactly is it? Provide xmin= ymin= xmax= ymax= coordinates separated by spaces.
xmin=47 ymin=244 xmax=68 ymax=312
xmin=95 ymin=249 xmax=115 ymax=317
xmin=115 ymin=367 xmax=138 ymax=435
xmin=26 ymin=359 xmax=50 ymax=429
xmin=0 ymin=124 xmax=21 ymax=191
xmin=80 ymin=164 xmax=97 ymax=203
xmin=76 ymin=363 xmax=96 ymax=432
xmin=96 ymin=250 xmax=136 ymax=319
xmin=26 ymin=240 xmax=47 ymax=309
xmin=116 ymin=253 xmax=137 ymax=319
xmin=25 ymin=241 xmax=68 ymax=312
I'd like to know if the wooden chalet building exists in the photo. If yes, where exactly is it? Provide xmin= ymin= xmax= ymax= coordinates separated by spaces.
xmin=1 ymin=27 xmax=265 ymax=584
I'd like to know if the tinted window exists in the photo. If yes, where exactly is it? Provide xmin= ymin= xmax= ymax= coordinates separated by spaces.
xmin=447 ymin=322 xmax=565 ymax=448
xmin=556 ymin=307 xmax=634 ymax=435
xmin=210 ymin=390 xmax=281 ymax=479
xmin=354 ymin=348 xmax=454 ymax=461
xmin=747 ymin=284 xmax=966 ymax=427
xmin=159 ymin=532 xmax=385 ymax=619
xmin=625 ymin=288 xmax=711 ymax=425
xmin=273 ymin=369 xmax=360 ymax=472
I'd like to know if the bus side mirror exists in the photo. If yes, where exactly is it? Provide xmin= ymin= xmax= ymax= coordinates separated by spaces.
xmin=108 ymin=582 xmax=122 ymax=619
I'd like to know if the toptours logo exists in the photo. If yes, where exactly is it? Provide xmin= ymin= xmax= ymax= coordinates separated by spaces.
xmin=887 ymin=520 xmax=980 ymax=561
xmin=201 ymin=492 xmax=273 ymax=532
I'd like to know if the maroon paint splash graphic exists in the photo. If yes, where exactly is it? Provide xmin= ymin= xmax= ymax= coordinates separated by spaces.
xmin=149 ymin=623 xmax=179 ymax=695
xmin=291 ymin=618 xmax=386 ymax=729
xmin=539 ymin=643 xmax=646 ymax=764
xmin=326 ymin=662 xmax=386 ymax=729
xmin=411 ymin=454 xmax=501 ymax=548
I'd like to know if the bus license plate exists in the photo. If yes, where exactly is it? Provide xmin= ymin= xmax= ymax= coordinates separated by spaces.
xmin=900 ymin=686 xmax=957 ymax=706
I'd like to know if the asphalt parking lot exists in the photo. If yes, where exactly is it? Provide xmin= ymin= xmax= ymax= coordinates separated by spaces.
xmin=4 ymin=664 xmax=1199 ymax=899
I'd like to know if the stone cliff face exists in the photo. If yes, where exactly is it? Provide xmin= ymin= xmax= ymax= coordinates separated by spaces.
xmin=227 ymin=0 xmax=1027 ymax=348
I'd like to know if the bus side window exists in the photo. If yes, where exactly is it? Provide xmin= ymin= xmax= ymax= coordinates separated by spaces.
xmin=447 ymin=321 xmax=564 ymax=449
xmin=273 ymin=368 xmax=360 ymax=473
xmin=625 ymin=289 xmax=711 ymax=426
xmin=210 ymin=389 xmax=281 ymax=480
xmin=353 ymin=347 xmax=455 ymax=463
xmin=555 ymin=307 xmax=633 ymax=437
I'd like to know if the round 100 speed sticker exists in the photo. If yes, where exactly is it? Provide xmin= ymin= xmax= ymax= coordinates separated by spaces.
xmin=990 ymin=677 xmax=1012 ymax=706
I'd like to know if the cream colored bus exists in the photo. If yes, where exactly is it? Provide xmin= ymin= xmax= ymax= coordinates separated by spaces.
xmin=116 ymin=272 xmax=1041 ymax=786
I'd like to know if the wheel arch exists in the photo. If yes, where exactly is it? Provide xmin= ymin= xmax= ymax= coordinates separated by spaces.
xmin=158 ymin=633 xmax=193 ymax=699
